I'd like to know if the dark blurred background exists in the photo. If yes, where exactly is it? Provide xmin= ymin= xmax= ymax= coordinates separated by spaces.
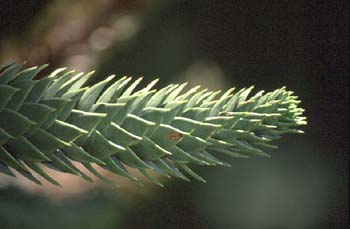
xmin=0 ymin=0 xmax=348 ymax=228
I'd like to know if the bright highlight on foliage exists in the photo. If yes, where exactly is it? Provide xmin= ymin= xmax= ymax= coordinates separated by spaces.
xmin=0 ymin=62 xmax=306 ymax=187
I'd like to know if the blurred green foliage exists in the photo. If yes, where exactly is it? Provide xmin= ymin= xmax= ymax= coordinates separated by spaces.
xmin=0 ymin=187 xmax=122 ymax=229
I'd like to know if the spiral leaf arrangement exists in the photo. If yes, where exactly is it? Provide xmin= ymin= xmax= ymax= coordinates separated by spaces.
xmin=0 ymin=62 xmax=306 ymax=187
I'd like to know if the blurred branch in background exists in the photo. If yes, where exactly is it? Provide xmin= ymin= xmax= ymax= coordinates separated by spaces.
xmin=0 ymin=0 xmax=156 ymax=72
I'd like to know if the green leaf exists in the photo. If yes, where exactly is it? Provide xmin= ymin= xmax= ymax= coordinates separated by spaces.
xmin=0 ymin=146 xmax=28 ymax=171
xmin=78 ymin=75 xmax=115 ymax=111
xmin=0 ymin=85 xmax=18 ymax=111
xmin=0 ymin=109 xmax=36 ymax=137
xmin=6 ymin=137 xmax=50 ymax=161
xmin=25 ymin=161 xmax=61 ymax=186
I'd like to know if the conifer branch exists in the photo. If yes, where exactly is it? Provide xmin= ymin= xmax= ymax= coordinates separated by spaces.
xmin=0 ymin=62 xmax=306 ymax=187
